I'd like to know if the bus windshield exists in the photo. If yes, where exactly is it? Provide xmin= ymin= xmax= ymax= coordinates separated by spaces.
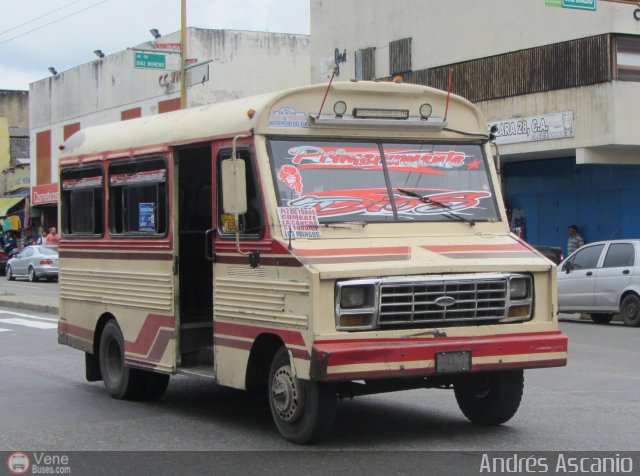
xmin=268 ymin=139 xmax=500 ymax=223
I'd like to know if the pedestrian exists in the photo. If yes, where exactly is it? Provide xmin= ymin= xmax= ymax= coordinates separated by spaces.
xmin=45 ymin=227 xmax=60 ymax=246
xmin=4 ymin=231 xmax=17 ymax=254
xmin=35 ymin=227 xmax=45 ymax=245
xmin=567 ymin=224 xmax=585 ymax=255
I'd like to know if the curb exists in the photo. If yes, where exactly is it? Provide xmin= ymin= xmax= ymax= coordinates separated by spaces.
xmin=0 ymin=297 xmax=59 ymax=315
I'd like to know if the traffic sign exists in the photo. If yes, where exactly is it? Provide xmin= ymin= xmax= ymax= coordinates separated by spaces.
xmin=134 ymin=52 xmax=166 ymax=69
xmin=562 ymin=0 xmax=596 ymax=11
xmin=155 ymin=42 xmax=181 ymax=51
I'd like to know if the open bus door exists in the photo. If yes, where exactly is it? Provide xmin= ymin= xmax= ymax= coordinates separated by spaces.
xmin=174 ymin=145 xmax=214 ymax=374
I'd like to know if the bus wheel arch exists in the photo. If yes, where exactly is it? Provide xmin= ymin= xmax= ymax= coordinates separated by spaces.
xmin=245 ymin=333 xmax=285 ymax=393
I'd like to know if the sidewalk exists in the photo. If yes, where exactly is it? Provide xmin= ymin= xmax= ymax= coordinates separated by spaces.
xmin=0 ymin=293 xmax=59 ymax=314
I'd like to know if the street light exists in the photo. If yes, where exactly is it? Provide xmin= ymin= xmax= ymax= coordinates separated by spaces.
xmin=48 ymin=67 xmax=58 ymax=76
xmin=150 ymin=28 xmax=161 ymax=39
xmin=94 ymin=49 xmax=105 ymax=59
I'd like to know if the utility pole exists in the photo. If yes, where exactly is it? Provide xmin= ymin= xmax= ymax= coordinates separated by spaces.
xmin=180 ymin=0 xmax=187 ymax=109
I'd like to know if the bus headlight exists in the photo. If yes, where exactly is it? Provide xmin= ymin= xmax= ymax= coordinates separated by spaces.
xmin=336 ymin=282 xmax=378 ymax=330
xmin=509 ymin=277 xmax=530 ymax=300
xmin=501 ymin=275 xmax=533 ymax=323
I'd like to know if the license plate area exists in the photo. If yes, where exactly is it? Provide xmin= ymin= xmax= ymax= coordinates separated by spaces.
xmin=436 ymin=350 xmax=471 ymax=374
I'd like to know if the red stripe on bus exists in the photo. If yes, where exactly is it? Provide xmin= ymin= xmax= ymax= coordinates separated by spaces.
xmin=60 ymin=250 xmax=174 ymax=260
xmin=214 ymin=321 xmax=307 ymax=347
xmin=421 ymin=243 xmax=530 ymax=253
xmin=214 ymin=336 xmax=310 ymax=360
xmin=294 ymin=246 xmax=410 ymax=257
xmin=58 ymin=321 xmax=94 ymax=341
xmin=124 ymin=314 xmax=175 ymax=356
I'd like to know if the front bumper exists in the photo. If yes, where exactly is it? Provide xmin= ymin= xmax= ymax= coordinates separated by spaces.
xmin=310 ymin=331 xmax=567 ymax=381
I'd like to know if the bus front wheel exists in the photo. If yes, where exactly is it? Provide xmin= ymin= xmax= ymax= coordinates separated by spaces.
xmin=98 ymin=320 xmax=169 ymax=400
xmin=454 ymin=370 xmax=524 ymax=425
xmin=268 ymin=346 xmax=336 ymax=444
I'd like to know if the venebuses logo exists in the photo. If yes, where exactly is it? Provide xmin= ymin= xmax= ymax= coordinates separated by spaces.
xmin=7 ymin=452 xmax=30 ymax=475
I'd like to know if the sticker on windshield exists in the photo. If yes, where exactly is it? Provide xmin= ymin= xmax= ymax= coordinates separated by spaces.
xmin=277 ymin=207 xmax=321 ymax=239
xmin=268 ymin=107 xmax=309 ymax=128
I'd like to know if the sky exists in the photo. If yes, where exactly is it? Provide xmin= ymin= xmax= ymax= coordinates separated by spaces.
xmin=0 ymin=0 xmax=310 ymax=91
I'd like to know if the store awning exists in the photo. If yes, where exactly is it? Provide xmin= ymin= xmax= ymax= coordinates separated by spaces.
xmin=0 ymin=196 xmax=25 ymax=217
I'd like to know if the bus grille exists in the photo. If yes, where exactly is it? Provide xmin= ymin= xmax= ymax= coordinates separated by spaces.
xmin=378 ymin=278 xmax=507 ymax=326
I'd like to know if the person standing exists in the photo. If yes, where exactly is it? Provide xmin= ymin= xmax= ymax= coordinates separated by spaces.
xmin=567 ymin=224 xmax=585 ymax=255
xmin=45 ymin=227 xmax=60 ymax=246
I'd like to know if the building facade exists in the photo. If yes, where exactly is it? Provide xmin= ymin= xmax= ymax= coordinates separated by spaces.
xmin=0 ymin=89 xmax=30 ymax=234
xmin=29 ymin=27 xmax=310 ymax=230
xmin=310 ymin=0 xmax=640 ymax=254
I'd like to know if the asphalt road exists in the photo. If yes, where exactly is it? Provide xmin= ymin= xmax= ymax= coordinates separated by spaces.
xmin=0 ymin=277 xmax=58 ymax=299
xmin=0 ymin=310 xmax=638 ymax=474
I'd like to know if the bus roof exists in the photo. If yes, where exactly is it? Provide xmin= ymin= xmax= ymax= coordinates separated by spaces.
xmin=60 ymin=81 xmax=489 ymax=162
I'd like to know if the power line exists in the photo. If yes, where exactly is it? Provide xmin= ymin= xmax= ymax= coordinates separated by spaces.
xmin=0 ymin=0 xmax=110 ymax=46
xmin=0 ymin=0 xmax=86 ymax=37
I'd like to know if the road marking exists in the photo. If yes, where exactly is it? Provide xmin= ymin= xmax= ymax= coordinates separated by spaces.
xmin=0 ymin=311 xmax=58 ymax=331
xmin=0 ymin=311 xmax=57 ymax=322
xmin=0 ymin=318 xmax=57 ymax=329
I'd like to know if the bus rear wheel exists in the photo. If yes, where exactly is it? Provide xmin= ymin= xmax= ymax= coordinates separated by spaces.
xmin=268 ymin=346 xmax=336 ymax=444
xmin=99 ymin=320 xmax=169 ymax=400
xmin=454 ymin=370 xmax=523 ymax=425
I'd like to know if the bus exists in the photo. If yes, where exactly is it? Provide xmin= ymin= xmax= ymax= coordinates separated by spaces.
xmin=57 ymin=81 xmax=567 ymax=444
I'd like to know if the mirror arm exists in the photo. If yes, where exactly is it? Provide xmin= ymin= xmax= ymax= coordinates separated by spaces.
xmin=230 ymin=131 xmax=256 ymax=260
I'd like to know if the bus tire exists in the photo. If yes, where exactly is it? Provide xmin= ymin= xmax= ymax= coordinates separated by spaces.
xmin=99 ymin=320 xmax=145 ymax=400
xmin=268 ymin=346 xmax=337 ymax=444
xmin=454 ymin=370 xmax=523 ymax=425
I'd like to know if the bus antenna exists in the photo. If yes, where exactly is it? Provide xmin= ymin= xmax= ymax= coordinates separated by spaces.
xmin=317 ymin=67 xmax=337 ymax=117
xmin=444 ymin=67 xmax=454 ymax=121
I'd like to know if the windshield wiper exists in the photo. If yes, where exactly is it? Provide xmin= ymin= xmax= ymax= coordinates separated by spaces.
xmin=396 ymin=188 xmax=476 ymax=227
xmin=322 ymin=221 xmax=367 ymax=229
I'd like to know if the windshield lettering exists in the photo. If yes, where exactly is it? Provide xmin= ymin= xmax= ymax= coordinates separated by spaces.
xmin=269 ymin=140 xmax=499 ymax=224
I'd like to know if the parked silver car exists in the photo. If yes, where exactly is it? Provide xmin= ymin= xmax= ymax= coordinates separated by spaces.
xmin=6 ymin=245 xmax=59 ymax=282
xmin=557 ymin=239 xmax=640 ymax=327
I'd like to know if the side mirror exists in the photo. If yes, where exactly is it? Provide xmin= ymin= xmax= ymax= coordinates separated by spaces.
xmin=562 ymin=262 xmax=572 ymax=274
xmin=221 ymin=158 xmax=247 ymax=215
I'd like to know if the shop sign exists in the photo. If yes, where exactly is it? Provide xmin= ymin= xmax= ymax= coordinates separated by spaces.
xmin=488 ymin=111 xmax=574 ymax=145
xmin=7 ymin=167 xmax=30 ymax=193
xmin=31 ymin=183 xmax=59 ymax=205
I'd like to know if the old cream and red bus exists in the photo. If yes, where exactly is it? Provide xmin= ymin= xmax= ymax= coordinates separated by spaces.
xmin=57 ymin=81 xmax=567 ymax=444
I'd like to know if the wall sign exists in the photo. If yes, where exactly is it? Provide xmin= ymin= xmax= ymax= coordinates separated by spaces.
xmin=488 ymin=111 xmax=574 ymax=145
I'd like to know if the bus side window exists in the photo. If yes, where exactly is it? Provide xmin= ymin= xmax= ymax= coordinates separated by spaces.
xmin=217 ymin=148 xmax=264 ymax=238
xmin=108 ymin=157 xmax=168 ymax=236
xmin=60 ymin=166 xmax=104 ymax=237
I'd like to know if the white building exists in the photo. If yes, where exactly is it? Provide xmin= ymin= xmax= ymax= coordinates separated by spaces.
xmin=29 ymin=27 xmax=310 ymax=229
xmin=310 ymin=0 xmax=640 ymax=252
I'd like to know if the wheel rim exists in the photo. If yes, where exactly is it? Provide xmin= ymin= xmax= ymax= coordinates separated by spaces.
xmin=271 ymin=364 xmax=303 ymax=423
xmin=28 ymin=268 xmax=34 ymax=281
xmin=6 ymin=267 xmax=11 ymax=279
xmin=624 ymin=300 xmax=638 ymax=319
xmin=104 ymin=336 xmax=123 ymax=384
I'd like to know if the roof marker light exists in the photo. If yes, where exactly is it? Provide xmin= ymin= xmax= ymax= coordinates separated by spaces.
xmin=419 ymin=103 xmax=433 ymax=120
xmin=333 ymin=101 xmax=347 ymax=118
